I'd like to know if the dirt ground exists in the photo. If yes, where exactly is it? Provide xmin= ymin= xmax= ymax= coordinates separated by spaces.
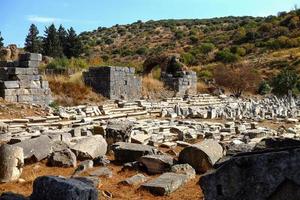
xmin=0 ymin=157 xmax=203 ymax=200
xmin=0 ymin=99 xmax=48 ymax=119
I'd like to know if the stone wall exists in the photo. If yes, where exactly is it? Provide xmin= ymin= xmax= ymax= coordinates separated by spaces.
xmin=161 ymin=71 xmax=197 ymax=96
xmin=0 ymin=53 xmax=52 ymax=106
xmin=83 ymin=66 xmax=141 ymax=100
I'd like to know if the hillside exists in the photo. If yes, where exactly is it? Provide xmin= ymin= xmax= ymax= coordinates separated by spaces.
xmin=79 ymin=10 xmax=300 ymax=80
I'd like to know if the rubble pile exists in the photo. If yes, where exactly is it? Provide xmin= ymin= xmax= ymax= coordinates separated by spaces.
xmin=0 ymin=94 xmax=299 ymax=199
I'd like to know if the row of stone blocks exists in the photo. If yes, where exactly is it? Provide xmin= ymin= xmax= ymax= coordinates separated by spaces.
xmin=0 ymin=53 xmax=52 ymax=105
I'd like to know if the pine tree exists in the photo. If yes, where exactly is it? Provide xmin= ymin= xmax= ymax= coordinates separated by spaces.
xmin=24 ymin=24 xmax=42 ymax=53
xmin=0 ymin=32 xmax=4 ymax=48
xmin=58 ymin=25 xmax=68 ymax=55
xmin=42 ymin=24 xmax=63 ymax=57
xmin=64 ymin=27 xmax=83 ymax=58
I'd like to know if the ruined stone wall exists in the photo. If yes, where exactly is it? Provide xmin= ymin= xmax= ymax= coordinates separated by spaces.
xmin=162 ymin=71 xmax=197 ymax=96
xmin=0 ymin=53 xmax=52 ymax=105
xmin=83 ymin=66 xmax=141 ymax=100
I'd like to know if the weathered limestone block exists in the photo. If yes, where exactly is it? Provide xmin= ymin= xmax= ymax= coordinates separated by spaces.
xmin=48 ymin=149 xmax=77 ymax=168
xmin=30 ymin=176 xmax=98 ymax=200
xmin=120 ymin=173 xmax=148 ymax=186
xmin=105 ymin=119 xmax=134 ymax=145
xmin=13 ymin=135 xmax=52 ymax=162
xmin=71 ymin=135 xmax=107 ymax=160
xmin=0 ymin=145 xmax=24 ymax=182
xmin=200 ymin=147 xmax=300 ymax=200
xmin=19 ymin=53 xmax=42 ymax=62
xmin=141 ymin=172 xmax=189 ymax=196
xmin=139 ymin=154 xmax=175 ymax=174
xmin=179 ymin=139 xmax=224 ymax=173
xmin=112 ymin=142 xmax=158 ymax=163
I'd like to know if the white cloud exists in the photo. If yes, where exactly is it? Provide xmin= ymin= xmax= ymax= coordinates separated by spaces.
xmin=27 ymin=15 xmax=69 ymax=23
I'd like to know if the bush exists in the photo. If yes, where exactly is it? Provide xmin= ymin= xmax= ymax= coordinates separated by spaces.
xmin=258 ymin=81 xmax=272 ymax=95
xmin=136 ymin=47 xmax=149 ymax=55
xmin=181 ymin=53 xmax=197 ymax=66
xmin=174 ymin=30 xmax=184 ymax=39
xmin=46 ymin=57 xmax=88 ymax=72
xmin=214 ymin=65 xmax=261 ymax=97
xmin=271 ymin=69 xmax=300 ymax=96
xmin=215 ymin=49 xmax=239 ymax=63
xmin=199 ymin=43 xmax=215 ymax=55
xmin=189 ymin=35 xmax=199 ymax=44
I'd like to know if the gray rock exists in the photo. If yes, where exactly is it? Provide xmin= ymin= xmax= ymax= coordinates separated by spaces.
xmin=120 ymin=173 xmax=148 ymax=186
xmin=13 ymin=135 xmax=52 ymax=162
xmin=0 ymin=192 xmax=28 ymax=200
xmin=200 ymin=147 xmax=300 ymax=200
xmin=179 ymin=139 xmax=223 ymax=173
xmin=47 ymin=149 xmax=77 ymax=168
xmin=89 ymin=167 xmax=112 ymax=178
xmin=112 ymin=142 xmax=157 ymax=163
xmin=93 ymin=155 xmax=110 ymax=166
xmin=0 ymin=145 xmax=24 ymax=183
xmin=71 ymin=135 xmax=107 ymax=160
xmin=139 ymin=154 xmax=175 ymax=174
xmin=30 ymin=176 xmax=98 ymax=200
xmin=72 ymin=176 xmax=100 ymax=188
xmin=141 ymin=172 xmax=189 ymax=196
xmin=105 ymin=120 xmax=133 ymax=145
xmin=72 ymin=160 xmax=93 ymax=176
xmin=171 ymin=164 xmax=196 ymax=179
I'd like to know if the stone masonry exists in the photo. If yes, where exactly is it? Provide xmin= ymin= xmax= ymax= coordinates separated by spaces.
xmin=0 ymin=53 xmax=52 ymax=105
xmin=161 ymin=71 xmax=197 ymax=96
xmin=83 ymin=66 xmax=141 ymax=100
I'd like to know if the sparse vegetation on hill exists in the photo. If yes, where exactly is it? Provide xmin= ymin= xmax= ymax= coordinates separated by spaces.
xmin=78 ymin=9 xmax=300 ymax=94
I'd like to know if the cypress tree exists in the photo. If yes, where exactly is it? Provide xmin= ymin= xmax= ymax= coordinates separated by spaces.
xmin=58 ymin=25 xmax=68 ymax=55
xmin=24 ymin=24 xmax=42 ymax=53
xmin=42 ymin=24 xmax=63 ymax=57
xmin=0 ymin=32 xmax=4 ymax=48
xmin=64 ymin=27 xmax=83 ymax=58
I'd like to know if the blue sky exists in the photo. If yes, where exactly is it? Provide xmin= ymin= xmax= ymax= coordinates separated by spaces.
xmin=0 ymin=0 xmax=298 ymax=46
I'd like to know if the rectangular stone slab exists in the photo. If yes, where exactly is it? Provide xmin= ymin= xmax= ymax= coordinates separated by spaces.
xmin=141 ymin=172 xmax=189 ymax=196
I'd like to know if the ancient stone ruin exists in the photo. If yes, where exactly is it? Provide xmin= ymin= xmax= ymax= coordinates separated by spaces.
xmin=162 ymin=71 xmax=197 ymax=96
xmin=143 ymin=55 xmax=197 ymax=96
xmin=0 ymin=53 xmax=52 ymax=105
xmin=83 ymin=66 xmax=141 ymax=100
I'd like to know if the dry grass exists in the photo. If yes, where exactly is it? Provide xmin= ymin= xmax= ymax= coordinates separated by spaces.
xmin=197 ymin=81 xmax=209 ymax=93
xmin=142 ymin=76 xmax=167 ymax=99
xmin=46 ymin=72 xmax=106 ymax=106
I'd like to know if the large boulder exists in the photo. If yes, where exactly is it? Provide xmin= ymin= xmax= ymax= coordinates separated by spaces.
xmin=112 ymin=142 xmax=158 ymax=163
xmin=47 ymin=149 xmax=77 ymax=168
xmin=200 ymin=147 xmax=300 ymax=200
xmin=12 ymin=135 xmax=52 ymax=162
xmin=30 ymin=176 xmax=98 ymax=200
xmin=71 ymin=135 xmax=107 ymax=160
xmin=179 ymin=139 xmax=223 ymax=173
xmin=139 ymin=154 xmax=175 ymax=174
xmin=0 ymin=145 xmax=24 ymax=182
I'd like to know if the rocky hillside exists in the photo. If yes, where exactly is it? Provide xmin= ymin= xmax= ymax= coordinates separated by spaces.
xmin=80 ymin=9 xmax=300 ymax=79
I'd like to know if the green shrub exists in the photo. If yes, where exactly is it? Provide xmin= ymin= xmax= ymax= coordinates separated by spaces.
xmin=215 ymin=49 xmax=239 ymax=63
xmin=258 ymin=81 xmax=272 ymax=95
xmin=136 ymin=47 xmax=149 ymax=55
xmin=181 ymin=53 xmax=197 ymax=66
xmin=189 ymin=35 xmax=199 ymax=44
xmin=199 ymin=43 xmax=215 ymax=55
xmin=271 ymin=69 xmax=300 ymax=96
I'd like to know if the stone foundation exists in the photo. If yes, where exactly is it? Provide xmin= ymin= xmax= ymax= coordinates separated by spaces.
xmin=83 ymin=66 xmax=141 ymax=100
xmin=0 ymin=53 xmax=52 ymax=106
xmin=161 ymin=71 xmax=197 ymax=96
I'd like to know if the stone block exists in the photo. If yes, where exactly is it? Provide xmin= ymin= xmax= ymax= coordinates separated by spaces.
xmin=1 ymin=81 xmax=19 ymax=89
xmin=141 ymin=172 xmax=189 ymax=196
xmin=20 ymin=61 xmax=39 ymax=68
xmin=19 ymin=53 xmax=42 ymax=61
